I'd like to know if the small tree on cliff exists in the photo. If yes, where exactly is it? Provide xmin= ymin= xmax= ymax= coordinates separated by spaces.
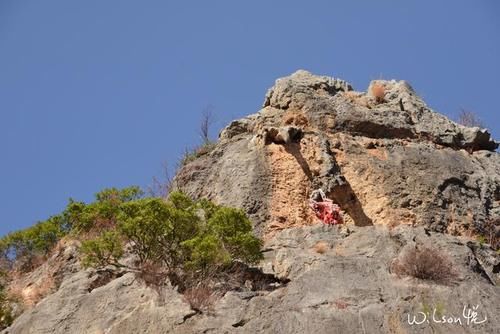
xmin=80 ymin=191 xmax=263 ymax=279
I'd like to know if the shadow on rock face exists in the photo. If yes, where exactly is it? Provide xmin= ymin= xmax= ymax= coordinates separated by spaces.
xmin=328 ymin=183 xmax=373 ymax=227
xmin=282 ymin=140 xmax=373 ymax=227
xmin=284 ymin=142 xmax=314 ymax=182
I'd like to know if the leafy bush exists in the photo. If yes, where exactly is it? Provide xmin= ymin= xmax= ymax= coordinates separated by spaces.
xmin=80 ymin=231 xmax=124 ymax=268
xmin=0 ymin=186 xmax=142 ymax=271
xmin=0 ymin=184 xmax=262 ymax=297
xmin=182 ymin=234 xmax=230 ymax=271
xmin=0 ymin=217 xmax=67 ymax=271
xmin=80 ymin=191 xmax=263 ymax=281
xmin=118 ymin=195 xmax=199 ymax=268
xmin=391 ymin=245 xmax=457 ymax=284
xmin=206 ymin=207 xmax=262 ymax=264
xmin=67 ymin=186 xmax=143 ymax=234
xmin=182 ymin=206 xmax=263 ymax=273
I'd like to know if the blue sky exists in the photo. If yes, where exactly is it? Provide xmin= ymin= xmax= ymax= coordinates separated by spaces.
xmin=1 ymin=0 xmax=499 ymax=236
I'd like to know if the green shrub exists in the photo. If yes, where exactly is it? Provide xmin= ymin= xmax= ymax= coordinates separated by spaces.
xmin=67 ymin=186 xmax=143 ymax=233
xmin=118 ymin=196 xmax=199 ymax=268
xmin=205 ymin=207 xmax=263 ymax=264
xmin=60 ymin=200 xmax=88 ymax=233
xmin=80 ymin=231 xmax=124 ymax=268
xmin=0 ymin=186 xmax=142 ymax=270
xmin=176 ymin=199 xmax=263 ymax=273
xmin=182 ymin=234 xmax=230 ymax=271
xmin=0 ymin=217 xmax=67 ymax=270
xmin=80 ymin=191 xmax=263 ymax=280
xmin=0 ymin=184 xmax=263 ymax=292
xmin=181 ymin=206 xmax=263 ymax=273
xmin=196 ymin=198 xmax=219 ymax=221
xmin=95 ymin=186 xmax=143 ymax=203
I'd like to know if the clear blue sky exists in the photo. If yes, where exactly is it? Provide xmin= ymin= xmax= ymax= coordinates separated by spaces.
xmin=1 ymin=1 xmax=499 ymax=236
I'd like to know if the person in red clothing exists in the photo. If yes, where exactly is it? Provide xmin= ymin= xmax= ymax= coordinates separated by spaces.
xmin=309 ymin=189 xmax=343 ymax=225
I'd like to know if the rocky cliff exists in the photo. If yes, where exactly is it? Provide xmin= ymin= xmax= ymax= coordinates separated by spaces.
xmin=4 ymin=71 xmax=500 ymax=334
xmin=176 ymin=70 xmax=499 ymax=238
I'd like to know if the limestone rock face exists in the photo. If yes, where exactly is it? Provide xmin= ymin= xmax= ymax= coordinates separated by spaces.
xmin=4 ymin=71 xmax=499 ymax=334
xmin=5 ymin=226 xmax=499 ymax=334
xmin=175 ymin=70 xmax=499 ymax=237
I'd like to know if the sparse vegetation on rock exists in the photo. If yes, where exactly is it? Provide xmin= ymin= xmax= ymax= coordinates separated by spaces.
xmin=369 ymin=81 xmax=386 ymax=103
xmin=479 ymin=218 xmax=499 ymax=251
xmin=180 ymin=106 xmax=218 ymax=167
xmin=180 ymin=142 xmax=217 ymax=167
xmin=182 ymin=283 xmax=218 ymax=314
xmin=391 ymin=245 xmax=457 ymax=284
xmin=457 ymin=109 xmax=484 ymax=128
xmin=312 ymin=241 xmax=329 ymax=254
xmin=0 ymin=271 xmax=15 ymax=331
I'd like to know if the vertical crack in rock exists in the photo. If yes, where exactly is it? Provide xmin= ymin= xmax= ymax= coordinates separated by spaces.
xmin=314 ymin=136 xmax=373 ymax=227
xmin=283 ymin=142 xmax=314 ymax=182
xmin=467 ymin=241 xmax=499 ymax=286
xmin=265 ymin=141 xmax=316 ymax=237
xmin=175 ymin=70 xmax=498 ymax=236
xmin=264 ymin=131 xmax=373 ymax=237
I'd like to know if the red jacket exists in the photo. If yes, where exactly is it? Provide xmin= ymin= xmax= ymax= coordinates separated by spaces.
xmin=309 ymin=199 xmax=343 ymax=225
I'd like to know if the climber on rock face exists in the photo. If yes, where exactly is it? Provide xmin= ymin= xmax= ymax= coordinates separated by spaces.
xmin=309 ymin=189 xmax=343 ymax=225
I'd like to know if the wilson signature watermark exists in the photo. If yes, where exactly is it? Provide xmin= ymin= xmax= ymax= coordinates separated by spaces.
xmin=407 ymin=305 xmax=487 ymax=326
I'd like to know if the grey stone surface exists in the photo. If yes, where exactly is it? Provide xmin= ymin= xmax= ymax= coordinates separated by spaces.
xmin=175 ymin=70 xmax=499 ymax=236
xmin=263 ymin=70 xmax=353 ymax=110
xmin=5 ymin=226 xmax=499 ymax=333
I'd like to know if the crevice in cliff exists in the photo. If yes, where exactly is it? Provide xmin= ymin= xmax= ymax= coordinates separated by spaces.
xmin=232 ymin=319 xmax=248 ymax=328
xmin=315 ymin=136 xmax=373 ymax=227
xmin=87 ymin=269 xmax=125 ymax=293
xmin=224 ymin=262 xmax=290 ymax=292
xmin=264 ymin=134 xmax=374 ymax=236
xmin=347 ymin=120 xmax=416 ymax=140
xmin=466 ymin=242 xmax=497 ymax=286
xmin=179 ymin=310 xmax=199 ymax=324
xmin=327 ymin=184 xmax=373 ymax=227
xmin=172 ymin=262 xmax=289 ymax=296
xmin=283 ymin=142 xmax=313 ymax=182
xmin=437 ymin=177 xmax=481 ymax=197
xmin=264 ymin=141 xmax=316 ymax=237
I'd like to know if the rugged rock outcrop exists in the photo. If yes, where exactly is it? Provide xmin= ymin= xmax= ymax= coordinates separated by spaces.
xmin=175 ymin=70 xmax=499 ymax=238
xmin=4 ymin=71 xmax=499 ymax=334
xmin=4 ymin=225 xmax=499 ymax=333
